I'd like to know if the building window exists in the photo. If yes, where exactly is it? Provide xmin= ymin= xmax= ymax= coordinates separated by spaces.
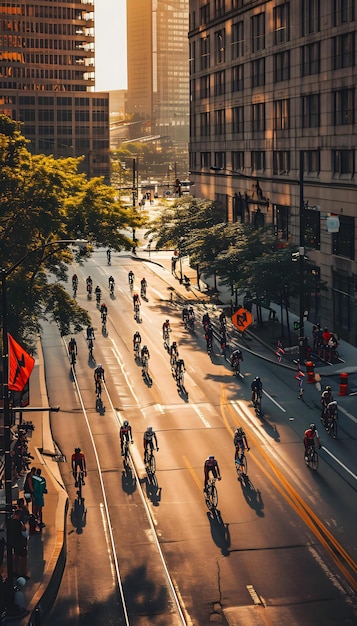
xmin=200 ymin=36 xmax=210 ymax=71
xmin=334 ymin=0 xmax=354 ymax=25
xmin=251 ymin=13 xmax=265 ymax=52
xmin=214 ymin=70 xmax=225 ymax=96
xmin=232 ymin=21 xmax=244 ymax=59
xmin=232 ymin=65 xmax=244 ymax=91
xmin=332 ymin=216 xmax=355 ymax=259
xmin=214 ymin=0 xmax=225 ymax=18
xmin=301 ymin=42 xmax=320 ymax=76
xmin=214 ymin=109 xmax=226 ymax=135
xmin=251 ymin=58 xmax=265 ymax=87
xmin=302 ymin=94 xmax=320 ymax=128
xmin=215 ymin=30 xmax=226 ymax=64
xmin=274 ymin=51 xmax=290 ymax=82
xmin=201 ymin=152 xmax=211 ymax=168
xmin=251 ymin=151 xmax=266 ymax=172
xmin=273 ymin=99 xmax=290 ymax=130
xmin=214 ymin=152 xmax=226 ymax=169
xmin=274 ymin=2 xmax=290 ymax=45
xmin=303 ymin=208 xmax=320 ymax=249
xmin=273 ymin=151 xmax=290 ymax=174
xmin=332 ymin=150 xmax=355 ymax=176
xmin=332 ymin=271 xmax=354 ymax=336
xmin=200 ymin=75 xmax=210 ymax=99
xmin=303 ymin=150 xmax=320 ymax=175
xmin=232 ymin=151 xmax=244 ymax=171
xmin=302 ymin=0 xmax=320 ymax=35
xmin=273 ymin=205 xmax=290 ymax=240
xmin=333 ymin=33 xmax=355 ymax=69
xmin=251 ymin=103 xmax=265 ymax=132
xmin=200 ymin=3 xmax=210 ymax=24
xmin=200 ymin=112 xmax=210 ymax=137
xmin=334 ymin=89 xmax=355 ymax=125
xmin=232 ymin=106 xmax=244 ymax=135
xmin=189 ymin=41 xmax=196 ymax=75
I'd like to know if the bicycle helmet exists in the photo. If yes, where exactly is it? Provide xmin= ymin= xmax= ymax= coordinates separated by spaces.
xmin=142 ymin=345 xmax=147 ymax=351
xmin=147 ymin=426 xmax=153 ymax=433
xmin=236 ymin=427 xmax=243 ymax=434
xmin=97 ymin=364 xmax=102 ymax=369
xmin=209 ymin=455 xmax=215 ymax=460
xmin=310 ymin=424 xmax=316 ymax=431
xmin=255 ymin=376 xmax=261 ymax=382
xmin=166 ymin=319 xmax=169 ymax=323
xmin=172 ymin=341 xmax=177 ymax=346
xmin=123 ymin=420 xmax=129 ymax=427
xmin=75 ymin=447 xmax=81 ymax=453
xmin=325 ymin=385 xmax=332 ymax=391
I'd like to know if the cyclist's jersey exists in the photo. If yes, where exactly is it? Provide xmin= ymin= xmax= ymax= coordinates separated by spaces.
xmin=72 ymin=452 xmax=86 ymax=469
xmin=321 ymin=390 xmax=333 ymax=405
xmin=251 ymin=380 xmax=262 ymax=393
xmin=176 ymin=359 xmax=185 ymax=372
xmin=188 ymin=309 xmax=195 ymax=319
xmin=141 ymin=279 xmax=147 ymax=286
xmin=144 ymin=431 xmax=157 ymax=445
xmin=182 ymin=309 xmax=188 ymax=319
xmin=204 ymin=458 xmax=218 ymax=471
xmin=141 ymin=348 xmax=150 ymax=358
xmin=100 ymin=304 xmax=108 ymax=313
xmin=234 ymin=429 xmax=245 ymax=445
xmin=68 ymin=339 xmax=77 ymax=353
xmin=72 ymin=275 xmax=78 ymax=284
xmin=94 ymin=367 xmax=105 ymax=381
xmin=304 ymin=428 xmax=319 ymax=442
xmin=230 ymin=350 xmax=242 ymax=364
xmin=86 ymin=277 xmax=92 ymax=285
xmin=120 ymin=425 xmax=131 ymax=439
xmin=133 ymin=334 xmax=141 ymax=344
xmin=163 ymin=322 xmax=170 ymax=331
xmin=128 ymin=272 xmax=134 ymax=281
xmin=170 ymin=344 xmax=178 ymax=356
xmin=86 ymin=327 xmax=94 ymax=339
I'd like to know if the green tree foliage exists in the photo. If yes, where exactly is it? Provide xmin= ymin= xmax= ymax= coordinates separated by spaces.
xmin=0 ymin=115 xmax=144 ymax=346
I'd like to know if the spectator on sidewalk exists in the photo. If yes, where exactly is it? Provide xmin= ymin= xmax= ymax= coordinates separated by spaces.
xmin=10 ymin=508 xmax=29 ymax=579
xmin=23 ymin=466 xmax=36 ymax=511
xmin=322 ymin=327 xmax=331 ymax=347
xmin=16 ymin=498 xmax=30 ymax=525
xmin=32 ymin=468 xmax=47 ymax=529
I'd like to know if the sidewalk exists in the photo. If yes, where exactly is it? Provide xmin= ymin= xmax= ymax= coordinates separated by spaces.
xmin=1 ymin=338 xmax=67 ymax=626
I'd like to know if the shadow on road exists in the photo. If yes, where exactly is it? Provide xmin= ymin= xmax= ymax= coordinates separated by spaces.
xmin=121 ymin=463 xmax=136 ymax=495
xmin=207 ymin=511 xmax=231 ymax=556
xmin=70 ymin=493 xmax=87 ymax=534
xmin=239 ymin=476 xmax=264 ymax=517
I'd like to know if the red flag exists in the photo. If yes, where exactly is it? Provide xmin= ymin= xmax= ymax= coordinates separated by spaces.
xmin=8 ymin=333 xmax=35 ymax=392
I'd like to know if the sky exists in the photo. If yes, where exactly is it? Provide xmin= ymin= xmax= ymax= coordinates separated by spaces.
xmin=95 ymin=0 xmax=127 ymax=92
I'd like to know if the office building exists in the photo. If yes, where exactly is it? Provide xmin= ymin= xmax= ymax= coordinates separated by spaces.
xmin=0 ymin=0 xmax=110 ymax=179
xmin=126 ymin=0 xmax=189 ymax=158
xmin=189 ymin=0 xmax=357 ymax=344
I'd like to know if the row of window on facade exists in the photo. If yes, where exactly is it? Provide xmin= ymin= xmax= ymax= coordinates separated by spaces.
xmin=32 ymin=138 xmax=109 ymax=151
xmin=194 ymin=149 xmax=355 ymax=177
xmin=0 ymin=66 xmax=94 ymax=81
xmin=19 ymin=109 xmax=108 ymax=122
xmin=0 ymin=6 xmax=93 ymax=20
xmin=0 ymin=20 xmax=93 ymax=37
xmin=192 ymin=30 xmax=355 ymax=73
xmin=191 ymin=0 xmax=354 ymax=53
xmin=194 ymin=92 xmax=355 ymax=137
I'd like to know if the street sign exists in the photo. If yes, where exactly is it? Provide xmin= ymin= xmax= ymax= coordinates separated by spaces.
xmin=293 ymin=321 xmax=301 ymax=331
xmin=231 ymin=307 xmax=253 ymax=332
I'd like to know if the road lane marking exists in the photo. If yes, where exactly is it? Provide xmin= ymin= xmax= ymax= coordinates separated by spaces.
xmin=263 ymin=389 xmax=286 ymax=412
xmin=339 ymin=405 xmax=357 ymax=425
xmin=246 ymin=584 xmax=263 ymax=606
xmin=192 ymin=403 xmax=211 ymax=428
xmin=182 ymin=455 xmax=203 ymax=492
xmin=321 ymin=447 xmax=357 ymax=481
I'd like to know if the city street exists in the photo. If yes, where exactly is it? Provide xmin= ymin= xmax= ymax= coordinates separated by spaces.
xmin=42 ymin=248 xmax=357 ymax=626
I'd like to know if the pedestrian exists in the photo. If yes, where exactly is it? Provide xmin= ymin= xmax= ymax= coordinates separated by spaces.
xmin=10 ymin=508 xmax=29 ymax=578
xmin=16 ymin=498 xmax=30 ymax=525
xmin=32 ymin=468 xmax=47 ymax=529
xmin=23 ymin=466 xmax=36 ymax=511
xmin=171 ymin=256 xmax=177 ymax=274
xmin=13 ymin=577 xmax=29 ymax=617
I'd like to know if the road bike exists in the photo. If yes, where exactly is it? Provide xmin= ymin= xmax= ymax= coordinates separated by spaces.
xmin=87 ymin=340 xmax=94 ymax=361
xmin=122 ymin=438 xmax=133 ymax=466
xmin=141 ymin=355 xmax=152 ymax=386
xmin=72 ymin=279 xmax=78 ymax=297
xmin=232 ymin=360 xmax=242 ymax=377
xmin=206 ymin=337 xmax=212 ymax=355
xmin=252 ymin=390 xmax=262 ymax=416
xmin=70 ymin=350 xmax=76 ymax=370
xmin=204 ymin=477 xmax=219 ymax=510
xmin=187 ymin=316 xmax=195 ymax=332
xmin=235 ymin=451 xmax=248 ymax=480
xmin=176 ymin=368 xmax=185 ymax=389
xmin=134 ymin=302 xmax=141 ymax=322
xmin=144 ymin=445 xmax=157 ymax=474
xmin=95 ymin=379 xmax=103 ymax=412
xmin=73 ymin=466 xmax=85 ymax=500
xmin=95 ymin=291 xmax=101 ymax=306
xmin=325 ymin=415 xmax=338 ymax=439
xmin=304 ymin=445 xmax=319 ymax=470
xmin=170 ymin=352 xmax=178 ymax=370
xmin=134 ymin=341 xmax=141 ymax=360
xmin=109 ymin=282 xmax=114 ymax=297
xmin=101 ymin=312 xmax=107 ymax=333
xmin=140 ymin=283 xmax=147 ymax=298
xmin=87 ymin=283 xmax=92 ymax=298
xmin=163 ymin=327 xmax=171 ymax=349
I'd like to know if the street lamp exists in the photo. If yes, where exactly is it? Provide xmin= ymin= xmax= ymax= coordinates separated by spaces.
xmin=1 ymin=239 xmax=86 ymax=615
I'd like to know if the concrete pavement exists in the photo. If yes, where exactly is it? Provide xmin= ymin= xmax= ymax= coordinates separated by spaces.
xmin=6 ymin=242 xmax=356 ymax=624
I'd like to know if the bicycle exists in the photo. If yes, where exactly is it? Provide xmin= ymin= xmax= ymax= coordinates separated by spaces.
xmin=187 ymin=316 xmax=195 ymax=332
xmin=141 ymin=355 xmax=152 ymax=386
xmin=74 ymin=466 xmax=85 ymax=489
xmin=206 ymin=337 xmax=212 ymax=355
xmin=70 ymin=351 xmax=76 ymax=370
xmin=140 ymin=284 xmax=147 ymax=299
xmin=88 ymin=340 xmax=94 ymax=361
xmin=170 ymin=352 xmax=177 ymax=370
xmin=144 ymin=445 xmax=157 ymax=474
xmin=134 ymin=341 xmax=141 ymax=360
xmin=304 ymin=445 xmax=319 ymax=470
xmin=325 ymin=415 xmax=338 ymax=439
xmin=235 ymin=451 xmax=248 ymax=480
xmin=95 ymin=379 xmax=103 ymax=411
xmin=122 ymin=438 xmax=133 ymax=466
xmin=87 ymin=283 xmax=92 ymax=298
xmin=252 ymin=390 xmax=262 ymax=415
xmin=72 ymin=280 xmax=78 ymax=298
xmin=204 ymin=477 xmax=219 ymax=510
xmin=134 ymin=302 xmax=141 ymax=322
xmin=109 ymin=282 xmax=114 ymax=297
xmin=101 ymin=313 xmax=107 ymax=333
xmin=163 ymin=327 xmax=171 ymax=349
xmin=176 ymin=369 xmax=184 ymax=389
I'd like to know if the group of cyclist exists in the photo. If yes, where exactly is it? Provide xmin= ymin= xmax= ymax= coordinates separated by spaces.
xmin=132 ymin=331 xmax=150 ymax=368
xmin=182 ymin=306 xmax=195 ymax=331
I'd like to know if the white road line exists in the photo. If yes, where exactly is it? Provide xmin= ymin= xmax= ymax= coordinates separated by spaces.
xmin=263 ymin=389 xmax=286 ymax=412
xmin=321 ymin=447 xmax=357 ymax=481
xmin=339 ymin=405 xmax=357 ymax=425
xmin=110 ymin=340 xmax=140 ymax=405
xmin=192 ymin=404 xmax=211 ymax=428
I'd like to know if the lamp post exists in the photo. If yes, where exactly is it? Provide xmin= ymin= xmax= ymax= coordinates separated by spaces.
xmin=1 ymin=239 xmax=85 ymax=614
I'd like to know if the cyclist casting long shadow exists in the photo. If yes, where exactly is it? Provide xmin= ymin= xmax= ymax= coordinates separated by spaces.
xmin=240 ymin=478 xmax=264 ymax=517
xmin=121 ymin=465 xmax=136 ymax=495
xmin=71 ymin=492 xmax=87 ymax=534
xmin=143 ymin=475 xmax=161 ymax=506
xmin=207 ymin=514 xmax=231 ymax=556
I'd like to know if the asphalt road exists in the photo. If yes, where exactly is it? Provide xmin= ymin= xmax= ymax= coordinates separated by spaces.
xmin=43 ymin=248 xmax=357 ymax=626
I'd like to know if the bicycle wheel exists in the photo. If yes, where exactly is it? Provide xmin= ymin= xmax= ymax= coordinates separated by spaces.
xmin=149 ymin=452 xmax=156 ymax=474
xmin=330 ymin=419 xmax=338 ymax=439
xmin=240 ymin=455 xmax=247 ymax=475
xmin=208 ymin=484 xmax=218 ymax=508
xmin=309 ymin=450 xmax=319 ymax=470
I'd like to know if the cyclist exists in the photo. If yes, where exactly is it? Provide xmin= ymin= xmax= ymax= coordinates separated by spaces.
xmin=120 ymin=420 xmax=133 ymax=456
xmin=175 ymin=358 xmax=185 ymax=382
xmin=100 ymin=301 xmax=108 ymax=318
xmin=162 ymin=319 xmax=171 ymax=339
xmin=68 ymin=337 xmax=78 ymax=356
xmin=95 ymin=285 xmax=101 ymax=304
xmin=230 ymin=348 xmax=243 ymax=373
xmin=71 ymin=447 xmax=87 ymax=485
xmin=169 ymin=341 xmax=178 ymax=364
xmin=304 ymin=424 xmax=321 ymax=458
xmin=86 ymin=324 xmax=95 ymax=341
xmin=205 ymin=324 xmax=213 ymax=350
xmin=86 ymin=276 xmax=93 ymax=289
xmin=143 ymin=426 xmax=158 ymax=460
xmin=219 ymin=310 xmax=226 ymax=327
xmin=140 ymin=278 xmax=147 ymax=297
xmin=72 ymin=274 xmax=78 ymax=291
xmin=324 ymin=400 xmax=338 ymax=429
xmin=133 ymin=292 xmax=141 ymax=309
xmin=128 ymin=270 xmax=134 ymax=286
xmin=94 ymin=363 xmax=105 ymax=384
xmin=87 ymin=335 xmax=94 ymax=358
xmin=234 ymin=427 xmax=249 ymax=464
xmin=204 ymin=455 xmax=221 ymax=489
xmin=251 ymin=376 xmax=263 ymax=404
xmin=133 ymin=331 xmax=141 ymax=351
xmin=106 ymin=248 xmax=111 ymax=264
xmin=202 ymin=312 xmax=210 ymax=329
xmin=141 ymin=344 xmax=150 ymax=363
xmin=220 ymin=330 xmax=227 ymax=356
xmin=188 ymin=306 xmax=195 ymax=323
xmin=182 ymin=306 xmax=189 ymax=325
xmin=321 ymin=386 xmax=333 ymax=420
xmin=108 ymin=275 xmax=115 ymax=289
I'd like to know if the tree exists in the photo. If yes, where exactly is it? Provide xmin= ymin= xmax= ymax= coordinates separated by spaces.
xmin=0 ymin=115 xmax=144 ymax=346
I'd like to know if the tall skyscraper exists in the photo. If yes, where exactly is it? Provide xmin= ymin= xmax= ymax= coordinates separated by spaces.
xmin=0 ymin=0 xmax=110 ymax=179
xmin=188 ymin=0 xmax=357 ymax=345
xmin=126 ymin=0 xmax=189 ymax=160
